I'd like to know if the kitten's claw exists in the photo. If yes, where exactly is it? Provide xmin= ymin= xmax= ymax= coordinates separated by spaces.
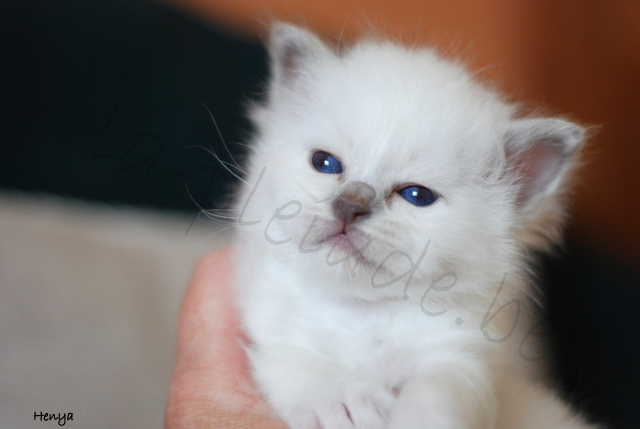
xmin=284 ymin=383 xmax=394 ymax=429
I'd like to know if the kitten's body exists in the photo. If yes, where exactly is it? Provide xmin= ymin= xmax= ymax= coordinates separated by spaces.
xmin=232 ymin=24 xmax=598 ymax=429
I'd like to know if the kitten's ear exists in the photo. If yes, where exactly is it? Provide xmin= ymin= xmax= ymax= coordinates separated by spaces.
xmin=504 ymin=118 xmax=584 ymax=210
xmin=268 ymin=23 xmax=333 ymax=87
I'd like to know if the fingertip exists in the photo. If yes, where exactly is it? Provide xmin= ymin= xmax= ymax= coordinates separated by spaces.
xmin=175 ymin=246 xmax=238 ymax=368
xmin=191 ymin=247 xmax=233 ymax=286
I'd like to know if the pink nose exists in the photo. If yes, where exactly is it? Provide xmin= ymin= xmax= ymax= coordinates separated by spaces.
xmin=332 ymin=182 xmax=376 ymax=225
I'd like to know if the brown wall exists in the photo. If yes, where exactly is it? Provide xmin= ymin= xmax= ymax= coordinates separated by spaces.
xmin=172 ymin=0 xmax=640 ymax=268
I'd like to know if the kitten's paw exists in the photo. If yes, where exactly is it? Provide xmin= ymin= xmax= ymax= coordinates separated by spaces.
xmin=284 ymin=382 xmax=394 ymax=429
xmin=387 ymin=373 xmax=496 ymax=429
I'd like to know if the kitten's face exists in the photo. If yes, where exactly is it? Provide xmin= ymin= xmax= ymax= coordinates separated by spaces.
xmin=239 ymin=25 xmax=583 ymax=300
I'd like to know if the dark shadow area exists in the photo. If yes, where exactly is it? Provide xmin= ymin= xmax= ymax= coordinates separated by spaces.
xmin=0 ymin=0 xmax=267 ymax=212
xmin=541 ymin=236 xmax=640 ymax=429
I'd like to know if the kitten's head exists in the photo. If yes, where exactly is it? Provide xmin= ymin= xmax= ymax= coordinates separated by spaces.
xmin=238 ymin=24 xmax=584 ymax=301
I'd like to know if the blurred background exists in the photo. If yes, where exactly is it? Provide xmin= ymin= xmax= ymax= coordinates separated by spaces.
xmin=1 ymin=0 xmax=639 ymax=427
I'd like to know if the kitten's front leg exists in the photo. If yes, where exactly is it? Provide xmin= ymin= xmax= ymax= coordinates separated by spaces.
xmin=387 ymin=365 xmax=497 ymax=429
xmin=251 ymin=345 xmax=395 ymax=429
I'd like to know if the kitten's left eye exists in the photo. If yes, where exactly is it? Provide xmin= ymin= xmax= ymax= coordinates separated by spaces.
xmin=311 ymin=151 xmax=343 ymax=174
xmin=398 ymin=185 xmax=438 ymax=206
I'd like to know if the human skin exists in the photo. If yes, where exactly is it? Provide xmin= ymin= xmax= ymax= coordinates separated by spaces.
xmin=164 ymin=248 xmax=286 ymax=429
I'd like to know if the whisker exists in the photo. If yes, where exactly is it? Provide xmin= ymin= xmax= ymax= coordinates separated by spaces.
xmin=202 ymin=102 xmax=239 ymax=168
xmin=183 ymin=183 xmax=235 ymax=224
xmin=231 ymin=141 xmax=254 ymax=151
xmin=192 ymin=224 xmax=237 ymax=247
xmin=199 ymin=209 xmax=236 ymax=222
xmin=206 ymin=208 xmax=240 ymax=212
xmin=218 ymin=159 xmax=247 ymax=175
xmin=190 ymin=145 xmax=251 ymax=186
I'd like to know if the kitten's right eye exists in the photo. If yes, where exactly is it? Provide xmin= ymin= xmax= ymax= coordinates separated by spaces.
xmin=311 ymin=151 xmax=343 ymax=174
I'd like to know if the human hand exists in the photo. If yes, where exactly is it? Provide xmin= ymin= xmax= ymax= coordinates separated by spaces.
xmin=165 ymin=248 xmax=286 ymax=429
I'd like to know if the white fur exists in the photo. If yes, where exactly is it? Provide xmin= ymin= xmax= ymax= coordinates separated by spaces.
xmin=232 ymin=24 xmax=598 ymax=429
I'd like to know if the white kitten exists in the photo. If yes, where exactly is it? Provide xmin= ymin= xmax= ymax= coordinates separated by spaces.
xmin=232 ymin=23 xmax=599 ymax=429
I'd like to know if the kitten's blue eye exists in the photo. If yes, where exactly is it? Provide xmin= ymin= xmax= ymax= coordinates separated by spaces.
xmin=312 ymin=151 xmax=343 ymax=174
xmin=398 ymin=185 xmax=438 ymax=206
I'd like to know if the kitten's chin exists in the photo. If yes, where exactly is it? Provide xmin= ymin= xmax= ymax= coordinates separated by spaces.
xmin=297 ymin=235 xmax=406 ymax=301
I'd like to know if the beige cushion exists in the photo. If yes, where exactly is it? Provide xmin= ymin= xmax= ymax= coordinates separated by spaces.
xmin=0 ymin=192 xmax=228 ymax=428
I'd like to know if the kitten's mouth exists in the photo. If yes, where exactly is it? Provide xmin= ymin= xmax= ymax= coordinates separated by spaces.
xmin=321 ymin=228 xmax=375 ymax=267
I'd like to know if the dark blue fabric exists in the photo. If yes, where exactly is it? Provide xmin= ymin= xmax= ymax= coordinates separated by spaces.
xmin=0 ymin=0 xmax=267 ymax=211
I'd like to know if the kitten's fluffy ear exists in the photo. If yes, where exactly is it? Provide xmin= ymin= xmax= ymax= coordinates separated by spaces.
xmin=268 ymin=23 xmax=333 ymax=88
xmin=504 ymin=118 xmax=584 ymax=213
